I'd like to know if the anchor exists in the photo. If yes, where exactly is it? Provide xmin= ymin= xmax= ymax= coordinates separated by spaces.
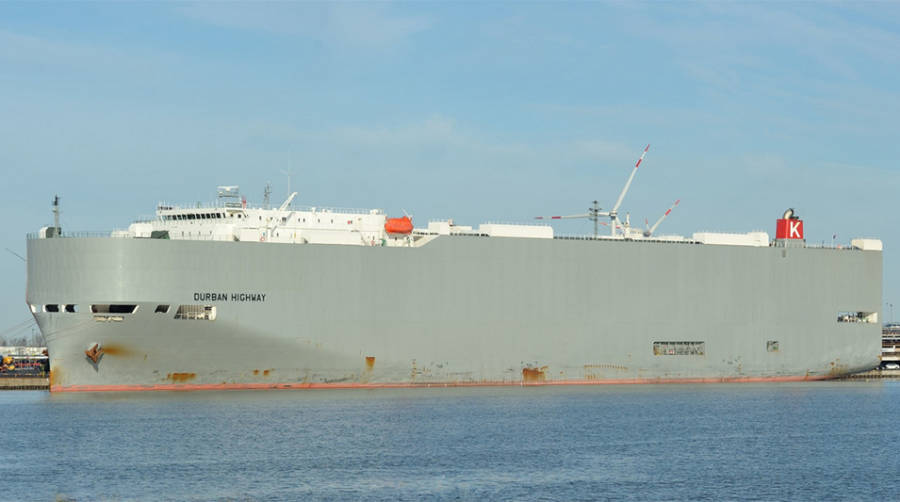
xmin=85 ymin=343 xmax=104 ymax=364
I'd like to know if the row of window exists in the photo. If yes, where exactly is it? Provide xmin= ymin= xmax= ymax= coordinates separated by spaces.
xmin=163 ymin=213 xmax=226 ymax=221
xmin=162 ymin=213 xmax=353 ymax=224
xmin=34 ymin=304 xmax=215 ymax=321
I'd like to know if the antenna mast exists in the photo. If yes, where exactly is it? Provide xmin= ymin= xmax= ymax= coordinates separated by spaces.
xmin=535 ymin=200 xmax=609 ymax=239
xmin=590 ymin=200 xmax=602 ymax=238
xmin=52 ymin=195 xmax=61 ymax=237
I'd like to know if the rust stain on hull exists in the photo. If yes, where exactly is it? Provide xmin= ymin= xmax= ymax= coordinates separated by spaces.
xmin=522 ymin=366 xmax=548 ymax=383
xmin=49 ymin=368 xmax=62 ymax=389
xmin=263 ymin=369 xmax=271 ymax=376
xmin=102 ymin=344 xmax=135 ymax=357
xmin=51 ymin=373 xmax=838 ymax=392
xmin=365 ymin=356 xmax=375 ymax=370
xmin=828 ymin=360 xmax=848 ymax=377
xmin=253 ymin=369 xmax=259 ymax=375
xmin=166 ymin=372 xmax=196 ymax=383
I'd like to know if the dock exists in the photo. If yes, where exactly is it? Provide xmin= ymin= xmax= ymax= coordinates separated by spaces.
xmin=842 ymin=369 xmax=900 ymax=381
xmin=0 ymin=376 xmax=49 ymax=390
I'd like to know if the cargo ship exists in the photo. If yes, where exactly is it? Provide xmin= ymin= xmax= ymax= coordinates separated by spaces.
xmin=26 ymin=158 xmax=884 ymax=391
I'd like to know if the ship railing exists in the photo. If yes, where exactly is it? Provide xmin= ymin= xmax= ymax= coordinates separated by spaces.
xmin=26 ymin=231 xmax=121 ymax=239
xmin=448 ymin=232 xmax=489 ymax=237
xmin=157 ymin=201 xmax=383 ymax=215
xmin=175 ymin=234 xmax=237 ymax=241
xmin=480 ymin=221 xmax=555 ymax=227
xmin=805 ymin=243 xmax=860 ymax=251
xmin=553 ymin=234 xmax=701 ymax=244
xmin=554 ymin=235 xmax=615 ymax=241
xmin=26 ymin=231 xmax=237 ymax=241
xmin=292 ymin=205 xmax=384 ymax=215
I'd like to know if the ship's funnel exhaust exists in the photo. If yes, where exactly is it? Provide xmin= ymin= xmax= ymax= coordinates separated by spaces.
xmin=776 ymin=208 xmax=804 ymax=241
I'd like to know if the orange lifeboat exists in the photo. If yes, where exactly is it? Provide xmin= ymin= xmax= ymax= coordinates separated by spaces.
xmin=384 ymin=216 xmax=413 ymax=235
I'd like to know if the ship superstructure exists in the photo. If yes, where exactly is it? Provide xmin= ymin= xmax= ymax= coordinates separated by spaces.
xmin=123 ymin=186 xmax=404 ymax=247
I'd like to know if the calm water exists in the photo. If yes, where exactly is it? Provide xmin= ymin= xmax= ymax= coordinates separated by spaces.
xmin=2 ymin=382 xmax=899 ymax=501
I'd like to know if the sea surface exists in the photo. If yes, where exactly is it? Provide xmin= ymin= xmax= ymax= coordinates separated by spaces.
xmin=2 ymin=382 xmax=899 ymax=501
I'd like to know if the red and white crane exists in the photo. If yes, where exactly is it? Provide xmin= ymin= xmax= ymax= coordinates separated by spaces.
xmin=535 ymin=144 xmax=652 ymax=238
xmin=642 ymin=199 xmax=680 ymax=238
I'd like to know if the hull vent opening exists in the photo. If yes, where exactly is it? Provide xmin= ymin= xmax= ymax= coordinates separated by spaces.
xmin=174 ymin=305 xmax=217 ymax=321
xmin=653 ymin=341 xmax=706 ymax=356
xmin=91 ymin=304 xmax=138 ymax=314
xmin=155 ymin=305 xmax=170 ymax=314
xmin=837 ymin=311 xmax=877 ymax=323
xmin=93 ymin=315 xmax=124 ymax=322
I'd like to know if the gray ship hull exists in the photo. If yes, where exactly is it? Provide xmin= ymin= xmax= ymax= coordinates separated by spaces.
xmin=26 ymin=236 xmax=882 ymax=391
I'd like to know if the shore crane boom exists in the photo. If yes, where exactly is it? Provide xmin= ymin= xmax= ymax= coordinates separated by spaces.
xmin=535 ymin=144 xmax=650 ymax=238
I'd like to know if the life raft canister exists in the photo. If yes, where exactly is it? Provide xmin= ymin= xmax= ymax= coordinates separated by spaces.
xmin=384 ymin=216 xmax=413 ymax=235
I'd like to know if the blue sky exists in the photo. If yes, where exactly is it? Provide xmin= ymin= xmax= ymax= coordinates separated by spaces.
xmin=2 ymin=1 xmax=899 ymax=337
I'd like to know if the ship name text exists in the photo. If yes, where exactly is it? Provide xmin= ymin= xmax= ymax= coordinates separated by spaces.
xmin=193 ymin=292 xmax=267 ymax=302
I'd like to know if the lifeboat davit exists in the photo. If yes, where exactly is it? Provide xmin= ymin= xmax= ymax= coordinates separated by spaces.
xmin=385 ymin=216 xmax=413 ymax=235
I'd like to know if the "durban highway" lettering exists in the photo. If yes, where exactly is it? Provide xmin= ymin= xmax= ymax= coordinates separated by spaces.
xmin=193 ymin=292 xmax=267 ymax=302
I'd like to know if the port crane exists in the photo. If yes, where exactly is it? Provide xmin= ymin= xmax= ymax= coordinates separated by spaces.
xmin=537 ymin=144 xmax=672 ymax=238
xmin=641 ymin=199 xmax=680 ymax=238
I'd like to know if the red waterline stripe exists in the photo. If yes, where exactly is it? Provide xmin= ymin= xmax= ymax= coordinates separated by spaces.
xmin=52 ymin=374 xmax=832 ymax=393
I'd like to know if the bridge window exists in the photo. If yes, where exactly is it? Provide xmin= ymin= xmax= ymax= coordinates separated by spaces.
xmin=64 ymin=304 xmax=78 ymax=313
xmin=44 ymin=304 xmax=59 ymax=312
xmin=155 ymin=305 xmax=170 ymax=313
